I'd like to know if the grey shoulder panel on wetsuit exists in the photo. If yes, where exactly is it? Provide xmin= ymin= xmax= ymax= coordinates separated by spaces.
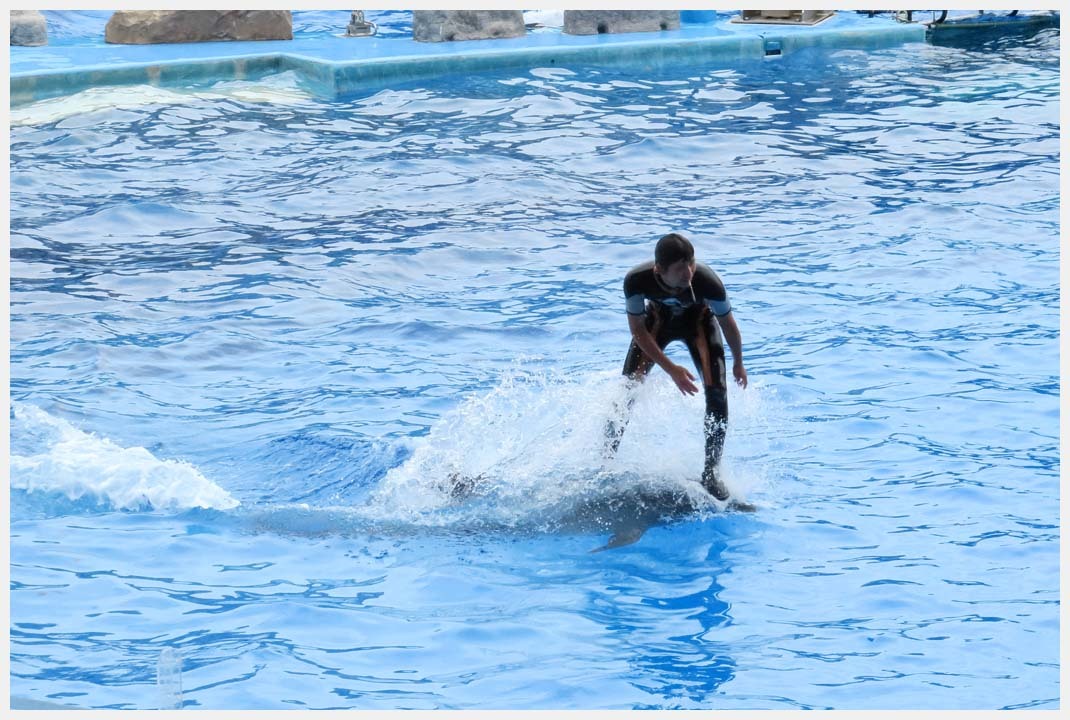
xmin=693 ymin=262 xmax=732 ymax=317
xmin=623 ymin=261 xmax=656 ymax=315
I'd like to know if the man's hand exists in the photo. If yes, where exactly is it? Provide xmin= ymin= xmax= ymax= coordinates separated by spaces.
xmin=733 ymin=359 xmax=748 ymax=389
xmin=667 ymin=363 xmax=699 ymax=395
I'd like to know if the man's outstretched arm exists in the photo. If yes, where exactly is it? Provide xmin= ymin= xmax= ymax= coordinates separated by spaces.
xmin=716 ymin=312 xmax=748 ymax=388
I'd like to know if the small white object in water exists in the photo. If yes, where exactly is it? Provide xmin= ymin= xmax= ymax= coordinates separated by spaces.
xmin=156 ymin=647 xmax=183 ymax=710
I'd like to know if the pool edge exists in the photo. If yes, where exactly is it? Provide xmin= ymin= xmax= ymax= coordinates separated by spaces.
xmin=10 ymin=25 xmax=927 ymax=107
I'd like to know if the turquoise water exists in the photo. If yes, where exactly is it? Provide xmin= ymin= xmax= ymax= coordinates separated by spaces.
xmin=9 ymin=31 xmax=1060 ymax=710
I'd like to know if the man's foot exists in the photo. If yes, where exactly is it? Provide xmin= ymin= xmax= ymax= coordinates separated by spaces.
xmin=701 ymin=469 xmax=730 ymax=501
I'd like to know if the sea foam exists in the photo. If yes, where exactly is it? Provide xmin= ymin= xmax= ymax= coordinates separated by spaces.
xmin=10 ymin=403 xmax=239 ymax=512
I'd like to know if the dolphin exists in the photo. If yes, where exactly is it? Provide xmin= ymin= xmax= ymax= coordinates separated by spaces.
xmin=444 ymin=470 xmax=755 ymax=552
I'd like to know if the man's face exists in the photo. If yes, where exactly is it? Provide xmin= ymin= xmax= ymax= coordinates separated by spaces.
xmin=656 ymin=257 xmax=696 ymax=290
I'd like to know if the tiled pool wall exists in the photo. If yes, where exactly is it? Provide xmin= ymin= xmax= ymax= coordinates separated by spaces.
xmin=10 ymin=24 xmax=926 ymax=106
xmin=11 ymin=55 xmax=288 ymax=105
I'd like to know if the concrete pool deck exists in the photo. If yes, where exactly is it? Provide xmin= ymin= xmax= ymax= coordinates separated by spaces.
xmin=10 ymin=13 xmax=928 ymax=106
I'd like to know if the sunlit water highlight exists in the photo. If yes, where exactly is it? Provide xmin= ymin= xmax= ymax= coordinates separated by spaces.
xmin=9 ymin=31 xmax=1059 ymax=710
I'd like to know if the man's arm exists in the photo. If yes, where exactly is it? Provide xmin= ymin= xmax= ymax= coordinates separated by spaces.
xmin=627 ymin=313 xmax=699 ymax=395
xmin=716 ymin=311 xmax=748 ymax=388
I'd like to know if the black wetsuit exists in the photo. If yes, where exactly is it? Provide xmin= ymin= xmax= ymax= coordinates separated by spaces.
xmin=606 ymin=260 xmax=733 ymax=499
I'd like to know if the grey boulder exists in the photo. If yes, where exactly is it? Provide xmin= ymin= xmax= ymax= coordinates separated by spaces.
xmin=563 ymin=10 xmax=680 ymax=35
xmin=413 ymin=10 xmax=525 ymax=42
xmin=11 ymin=10 xmax=48 ymax=46
xmin=105 ymin=10 xmax=293 ymax=45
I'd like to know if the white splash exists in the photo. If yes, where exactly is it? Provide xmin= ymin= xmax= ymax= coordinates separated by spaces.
xmin=10 ymin=403 xmax=239 ymax=512
xmin=365 ymin=366 xmax=780 ymax=527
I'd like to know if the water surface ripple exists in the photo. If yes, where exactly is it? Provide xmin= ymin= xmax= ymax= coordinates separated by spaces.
xmin=9 ymin=32 xmax=1060 ymax=710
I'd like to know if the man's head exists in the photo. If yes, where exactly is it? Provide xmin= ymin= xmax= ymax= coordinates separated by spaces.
xmin=654 ymin=232 xmax=696 ymax=290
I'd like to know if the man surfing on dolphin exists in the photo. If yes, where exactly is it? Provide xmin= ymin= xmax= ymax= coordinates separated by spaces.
xmin=604 ymin=232 xmax=750 ymax=506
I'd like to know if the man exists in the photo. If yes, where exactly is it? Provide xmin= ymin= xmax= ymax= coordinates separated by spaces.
xmin=604 ymin=232 xmax=748 ymax=503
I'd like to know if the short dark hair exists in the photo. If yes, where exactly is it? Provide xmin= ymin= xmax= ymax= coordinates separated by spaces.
xmin=655 ymin=233 xmax=695 ymax=268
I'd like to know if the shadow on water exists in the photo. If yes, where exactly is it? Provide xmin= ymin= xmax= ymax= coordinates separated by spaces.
xmin=631 ymin=563 xmax=736 ymax=705
xmin=580 ymin=525 xmax=750 ymax=707
xmin=928 ymin=20 xmax=1060 ymax=51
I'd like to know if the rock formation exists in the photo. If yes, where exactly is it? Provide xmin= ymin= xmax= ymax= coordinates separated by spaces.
xmin=105 ymin=10 xmax=292 ymax=45
xmin=563 ymin=10 xmax=680 ymax=35
xmin=413 ymin=10 xmax=525 ymax=43
xmin=11 ymin=10 xmax=48 ymax=46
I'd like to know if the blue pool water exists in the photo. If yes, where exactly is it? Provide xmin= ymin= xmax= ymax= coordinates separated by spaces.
xmin=9 ymin=30 xmax=1060 ymax=710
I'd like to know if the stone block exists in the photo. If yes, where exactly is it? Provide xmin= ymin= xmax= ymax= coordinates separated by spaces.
xmin=105 ymin=10 xmax=292 ymax=45
xmin=413 ymin=10 xmax=525 ymax=43
xmin=11 ymin=10 xmax=48 ymax=46
xmin=563 ymin=10 xmax=680 ymax=35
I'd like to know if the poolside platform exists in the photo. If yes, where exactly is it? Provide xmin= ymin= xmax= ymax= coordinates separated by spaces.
xmin=9 ymin=12 xmax=928 ymax=107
